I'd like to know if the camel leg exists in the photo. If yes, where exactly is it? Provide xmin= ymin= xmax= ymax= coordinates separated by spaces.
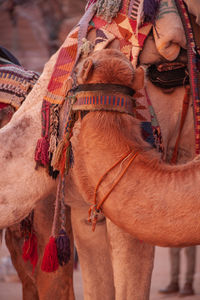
xmin=71 ymin=205 xmax=115 ymax=300
xmin=5 ymin=227 xmax=39 ymax=300
xmin=106 ymin=219 xmax=155 ymax=300
xmin=6 ymin=196 xmax=75 ymax=300
xmin=36 ymin=265 xmax=74 ymax=300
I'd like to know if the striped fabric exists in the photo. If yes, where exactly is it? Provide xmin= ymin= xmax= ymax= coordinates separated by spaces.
xmin=0 ymin=64 xmax=39 ymax=109
xmin=129 ymin=0 xmax=141 ymax=20
xmin=72 ymin=93 xmax=136 ymax=115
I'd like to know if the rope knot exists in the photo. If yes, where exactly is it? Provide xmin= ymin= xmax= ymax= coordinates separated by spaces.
xmin=88 ymin=150 xmax=138 ymax=232
xmin=88 ymin=204 xmax=101 ymax=231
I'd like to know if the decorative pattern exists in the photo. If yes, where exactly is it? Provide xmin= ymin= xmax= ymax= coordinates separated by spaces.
xmin=0 ymin=64 xmax=39 ymax=109
xmin=72 ymin=92 xmax=136 ymax=115
xmin=44 ymin=26 xmax=79 ymax=105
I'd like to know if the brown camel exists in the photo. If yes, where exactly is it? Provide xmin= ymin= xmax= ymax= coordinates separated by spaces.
xmin=1 ymin=0 xmax=200 ymax=299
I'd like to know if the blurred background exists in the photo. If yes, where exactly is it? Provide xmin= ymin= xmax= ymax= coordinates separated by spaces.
xmin=0 ymin=0 xmax=85 ymax=71
xmin=0 ymin=1 xmax=200 ymax=299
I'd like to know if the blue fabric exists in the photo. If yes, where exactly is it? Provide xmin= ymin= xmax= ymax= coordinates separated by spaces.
xmin=141 ymin=121 xmax=156 ymax=148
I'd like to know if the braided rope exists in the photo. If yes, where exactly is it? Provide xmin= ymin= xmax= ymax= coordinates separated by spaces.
xmin=88 ymin=150 xmax=138 ymax=231
xmin=60 ymin=177 xmax=67 ymax=231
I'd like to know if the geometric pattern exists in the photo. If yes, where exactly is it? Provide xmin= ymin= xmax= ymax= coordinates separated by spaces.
xmin=44 ymin=26 xmax=79 ymax=105
xmin=44 ymin=2 xmax=153 ymax=105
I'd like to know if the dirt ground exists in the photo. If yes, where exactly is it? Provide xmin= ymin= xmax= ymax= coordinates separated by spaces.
xmin=0 ymin=241 xmax=200 ymax=300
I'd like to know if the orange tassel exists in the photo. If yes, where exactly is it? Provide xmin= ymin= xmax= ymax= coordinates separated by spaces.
xmin=41 ymin=237 xmax=59 ymax=272
xmin=59 ymin=141 xmax=70 ymax=176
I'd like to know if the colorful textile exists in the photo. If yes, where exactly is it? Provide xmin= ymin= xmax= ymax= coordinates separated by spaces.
xmin=44 ymin=2 xmax=153 ymax=107
xmin=44 ymin=27 xmax=79 ymax=105
xmin=91 ymin=13 xmax=152 ymax=66
xmin=72 ymin=92 xmax=136 ymax=115
xmin=0 ymin=64 xmax=39 ymax=109
xmin=36 ymin=0 xmax=162 ymax=170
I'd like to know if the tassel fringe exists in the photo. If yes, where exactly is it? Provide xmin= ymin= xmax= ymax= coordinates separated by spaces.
xmin=41 ymin=237 xmax=59 ymax=272
xmin=55 ymin=229 xmax=71 ymax=266
xmin=22 ymin=233 xmax=38 ymax=272
xmin=35 ymin=137 xmax=49 ymax=166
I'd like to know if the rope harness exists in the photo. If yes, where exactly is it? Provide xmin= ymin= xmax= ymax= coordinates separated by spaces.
xmin=65 ymin=83 xmax=137 ymax=230
xmin=88 ymin=150 xmax=138 ymax=231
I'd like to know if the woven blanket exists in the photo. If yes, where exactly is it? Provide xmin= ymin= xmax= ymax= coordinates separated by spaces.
xmin=44 ymin=1 xmax=153 ymax=106
xmin=0 ymin=64 xmax=39 ymax=110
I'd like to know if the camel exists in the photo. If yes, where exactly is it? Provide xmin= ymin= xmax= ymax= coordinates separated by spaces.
xmin=0 ymin=57 xmax=75 ymax=299
xmin=1 ymin=0 xmax=200 ymax=299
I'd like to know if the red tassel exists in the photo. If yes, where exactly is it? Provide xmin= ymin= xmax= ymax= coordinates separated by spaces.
xmin=35 ymin=136 xmax=49 ymax=166
xmin=41 ymin=237 xmax=59 ymax=272
xmin=22 ymin=233 xmax=38 ymax=272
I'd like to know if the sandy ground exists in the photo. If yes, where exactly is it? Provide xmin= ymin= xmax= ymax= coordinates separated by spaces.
xmin=0 ymin=240 xmax=200 ymax=300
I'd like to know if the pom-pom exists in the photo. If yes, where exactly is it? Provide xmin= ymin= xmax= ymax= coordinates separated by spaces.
xmin=22 ymin=233 xmax=38 ymax=272
xmin=55 ymin=229 xmax=71 ymax=266
xmin=35 ymin=136 xmax=49 ymax=166
xmin=41 ymin=237 xmax=59 ymax=272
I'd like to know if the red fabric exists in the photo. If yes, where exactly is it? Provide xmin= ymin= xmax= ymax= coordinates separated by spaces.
xmin=34 ymin=137 xmax=50 ymax=166
xmin=41 ymin=237 xmax=59 ymax=272
xmin=22 ymin=233 xmax=38 ymax=272
xmin=0 ymin=103 xmax=8 ymax=110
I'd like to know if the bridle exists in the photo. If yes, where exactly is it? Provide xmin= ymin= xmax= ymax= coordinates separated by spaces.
xmin=70 ymin=83 xmax=136 ymax=116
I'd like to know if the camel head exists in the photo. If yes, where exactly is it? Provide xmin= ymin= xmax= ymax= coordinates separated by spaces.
xmin=69 ymin=48 xmax=150 ymax=159
xmin=76 ymin=49 xmax=144 ymax=91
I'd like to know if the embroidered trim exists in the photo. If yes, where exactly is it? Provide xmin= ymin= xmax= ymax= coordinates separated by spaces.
xmin=73 ymin=92 xmax=136 ymax=115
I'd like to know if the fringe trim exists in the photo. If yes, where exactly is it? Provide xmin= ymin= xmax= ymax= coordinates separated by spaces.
xmin=94 ymin=0 xmax=122 ymax=23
